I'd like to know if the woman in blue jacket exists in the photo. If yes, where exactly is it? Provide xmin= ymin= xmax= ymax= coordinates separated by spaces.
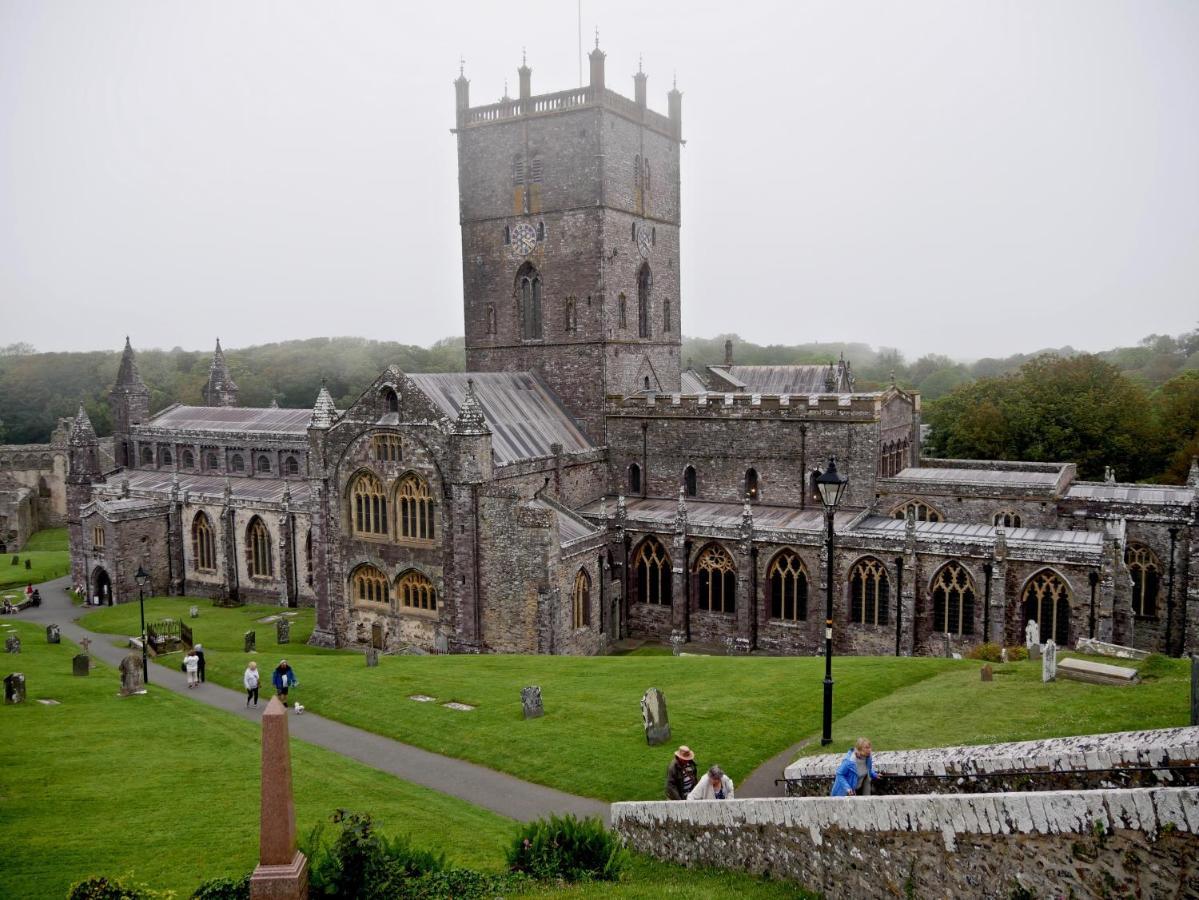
xmin=272 ymin=659 xmax=297 ymax=707
xmin=830 ymin=737 xmax=877 ymax=796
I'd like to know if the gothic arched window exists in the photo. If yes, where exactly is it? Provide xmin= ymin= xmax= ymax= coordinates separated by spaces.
xmin=396 ymin=570 xmax=437 ymax=612
xmin=192 ymin=512 xmax=216 ymax=572
xmin=286 ymin=456 xmax=300 ymax=476
xmin=231 ymin=454 xmax=245 ymax=473
xmin=633 ymin=537 xmax=671 ymax=606
xmin=140 ymin=446 xmax=153 ymax=465
xmin=247 ymin=517 xmax=273 ymax=579
xmin=352 ymin=564 xmax=389 ymax=606
xmin=993 ymin=510 xmax=1022 ymax=529
xmin=516 ymin=263 xmax=543 ymax=340
xmin=695 ymin=544 xmax=736 ymax=614
xmin=349 ymin=471 xmax=388 ymax=537
xmin=893 ymin=500 xmax=942 ymax=523
xmin=628 ymin=463 xmax=641 ymax=494
xmin=930 ymin=561 xmax=976 ymax=636
xmin=565 ymin=297 xmax=577 ymax=333
xmin=382 ymin=387 xmax=399 ymax=414
xmin=745 ymin=468 xmax=760 ymax=501
xmin=663 ymin=299 xmax=672 ymax=333
xmin=396 ymin=473 xmax=435 ymax=542
xmin=683 ymin=465 xmax=697 ymax=497
xmin=618 ymin=293 xmax=627 ymax=329
xmin=373 ymin=436 xmax=401 ymax=463
xmin=257 ymin=455 xmax=270 ymax=474
xmin=768 ymin=550 xmax=808 ymax=621
xmin=637 ymin=264 xmax=652 ymax=338
xmin=573 ymin=568 xmax=591 ymax=629
xmin=205 ymin=452 xmax=219 ymax=471
xmin=486 ymin=304 xmax=496 ymax=334
xmin=1125 ymin=543 xmax=1161 ymax=619
xmin=182 ymin=449 xmax=195 ymax=469
xmin=1023 ymin=570 xmax=1070 ymax=645
xmin=849 ymin=557 xmax=890 ymax=626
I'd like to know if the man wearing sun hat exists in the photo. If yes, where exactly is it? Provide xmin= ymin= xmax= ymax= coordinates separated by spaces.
xmin=665 ymin=745 xmax=699 ymax=800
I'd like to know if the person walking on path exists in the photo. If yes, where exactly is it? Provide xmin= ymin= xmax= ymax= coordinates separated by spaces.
xmin=687 ymin=765 xmax=735 ymax=800
xmin=194 ymin=644 xmax=206 ymax=683
xmin=665 ymin=745 xmax=699 ymax=800
xmin=183 ymin=648 xmax=200 ymax=688
xmin=831 ymin=737 xmax=878 ymax=797
xmin=272 ymin=659 xmax=297 ymax=707
xmin=243 ymin=660 xmax=260 ymax=707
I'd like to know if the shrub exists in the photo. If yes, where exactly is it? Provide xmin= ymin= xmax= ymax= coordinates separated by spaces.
xmin=1138 ymin=653 xmax=1174 ymax=680
xmin=304 ymin=809 xmax=447 ymax=898
xmin=506 ymin=814 xmax=628 ymax=882
xmin=68 ymin=878 xmax=147 ymax=900
xmin=190 ymin=875 xmax=250 ymax=900
xmin=966 ymin=642 xmax=1002 ymax=662
xmin=1005 ymin=645 xmax=1028 ymax=662
xmin=405 ymin=868 xmax=530 ymax=899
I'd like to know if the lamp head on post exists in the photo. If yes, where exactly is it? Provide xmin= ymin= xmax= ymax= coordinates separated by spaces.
xmin=815 ymin=457 xmax=849 ymax=512
xmin=135 ymin=565 xmax=150 ymax=591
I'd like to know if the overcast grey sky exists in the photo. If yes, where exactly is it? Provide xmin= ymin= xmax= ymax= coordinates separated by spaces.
xmin=2 ymin=1 xmax=1196 ymax=360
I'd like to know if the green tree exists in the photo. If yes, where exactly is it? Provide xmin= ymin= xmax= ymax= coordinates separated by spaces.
xmin=1152 ymin=371 xmax=1199 ymax=483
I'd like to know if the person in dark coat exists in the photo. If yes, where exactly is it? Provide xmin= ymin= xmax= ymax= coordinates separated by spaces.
xmin=272 ymin=659 xmax=297 ymax=707
xmin=194 ymin=644 xmax=206 ymax=683
xmin=665 ymin=745 xmax=698 ymax=800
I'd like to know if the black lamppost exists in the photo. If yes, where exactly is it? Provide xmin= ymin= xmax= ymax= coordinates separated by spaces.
xmin=135 ymin=565 xmax=150 ymax=683
xmin=816 ymin=457 xmax=849 ymax=746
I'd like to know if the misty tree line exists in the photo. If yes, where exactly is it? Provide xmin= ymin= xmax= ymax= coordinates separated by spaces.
xmin=1 ymin=327 xmax=1196 ymax=484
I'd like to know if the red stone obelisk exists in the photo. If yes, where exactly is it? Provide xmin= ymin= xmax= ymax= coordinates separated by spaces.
xmin=250 ymin=696 xmax=308 ymax=899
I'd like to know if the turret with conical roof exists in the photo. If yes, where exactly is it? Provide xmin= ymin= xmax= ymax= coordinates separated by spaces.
xmin=66 ymin=403 xmax=102 ymax=591
xmin=108 ymin=337 xmax=150 ymax=468
xmin=202 ymin=338 xmax=240 ymax=407
xmin=450 ymin=378 xmax=492 ymax=484
xmin=309 ymin=382 xmax=337 ymax=429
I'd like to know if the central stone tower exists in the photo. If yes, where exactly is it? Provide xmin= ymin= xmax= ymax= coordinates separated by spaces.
xmin=454 ymin=46 xmax=684 ymax=443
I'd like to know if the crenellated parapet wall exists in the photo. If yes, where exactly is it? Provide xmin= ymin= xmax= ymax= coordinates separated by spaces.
xmin=612 ymin=788 xmax=1199 ymax=898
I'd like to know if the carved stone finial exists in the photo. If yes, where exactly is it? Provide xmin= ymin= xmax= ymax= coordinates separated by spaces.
xmin=454 ymin=378 xmax=490 ymax=435
xmin=595 ymin=27 xmax=599 ymax=49
xmin=309 ymin=383 xmax=337 ymax=429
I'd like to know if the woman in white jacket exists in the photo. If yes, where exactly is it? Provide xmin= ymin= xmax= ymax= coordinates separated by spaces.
xmin=687 ymin=765 xmax=735 ymax=800
xmin=183 ymin=649 xmax=200 ymax=688
xmin=244 ymin=660 xmax=260 ymax=707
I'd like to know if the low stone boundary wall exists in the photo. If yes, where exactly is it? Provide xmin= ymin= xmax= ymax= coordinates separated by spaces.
xmin=784 ymin=727 xmax=1199 ymax=784
xmin=612 ymin=788 xmax=1199 ymax=898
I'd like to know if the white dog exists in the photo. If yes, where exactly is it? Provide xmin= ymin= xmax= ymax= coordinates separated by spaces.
xmin=293 ymin=703 xmax=305 ymax=715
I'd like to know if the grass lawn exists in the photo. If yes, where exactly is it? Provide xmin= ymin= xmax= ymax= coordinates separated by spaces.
xmin=0 ymin=620 xmax=820 ymax=900
xmin=81 ymin=597 xmax=959 ymax=802
xmin=0 ymin=527 xmax=70 ymax=591
xmin=795 ymin=652 xmax=1192 ymax=759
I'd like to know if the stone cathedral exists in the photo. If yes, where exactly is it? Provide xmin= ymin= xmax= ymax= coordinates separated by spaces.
xmin=65 ymin=48 xmax=1197 ymax=658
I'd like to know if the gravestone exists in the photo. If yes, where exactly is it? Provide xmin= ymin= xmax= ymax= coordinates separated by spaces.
xmin=24 ymin=559 xmax=30 ymax=570
xmin=250 ymin=697 xmax=309 ymax=897
xmin=365 ymin=647 xmax=379 ymax=668
xmin=244 ymin=630 xmax=256 ymax=653
xmin=190 ymin=605 xmax=200 ymax=619
xmin=72 ymin=653 xmax=90 ymax=676
xmin=942 ymin=633 xmax=952 ymax=658
xmin=1025 ymin=619 xmax=1039 ymax=649
xmin=641 ymin=687 xmax=671 ymax=746
xmin=118 ymin=652 xmax=146 ymax=696
xmin=1029 ymin=643 xmax=1041 ymax=661
xmin=5 ymin=634 xmax=20 ymax=654
xmin=521 ymin=685 xmax=543 ymax=719
xmin=277 ymin=619 xmax=290 ymax=644
xmin=1058 ymin=657 xmax=1139 ymax=686
xmin=1000 ymin=647 xmax=1008 ymax=663
xmin=371 ymin=622 xmax=384 ymax=650
xmin=670 ymin=631 xmax=685 ymax=656
xmin=46 ymin=624 xmax=60 ymax=644
xmin=980 ymin=664 xmax=993 ymax=682
xmin=4 ymin=672 xmax=25 ymax=704
xmin=1042 ymin=640 xmax=1057 ymax=682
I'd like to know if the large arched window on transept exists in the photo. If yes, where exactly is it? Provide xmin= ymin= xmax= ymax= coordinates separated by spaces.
xmin=349 ymin=471 xmax=388 ymax=537
xmin=1125 ymin=543 xmax=1161 ymax=619
xmin=516 ymin=263 xmax=543 ymax=340
xmin=1022 ymin=570 xmax=1070 ymax=646
xmin=352 ymin=564 xmax=389 ymax=606
xmin=768 ymin=550 xmax=808 ymax=621
xmin=637 ymin=263 xmax=652 ymax=338
xmin=633 ymin=537 xmax=672 ymax=606
xmin=849 ymin=557 xmax=890 ymax=626
xmin=246 ymin=516 xmax=273 ymax=579
xmin=930 ymin=561 xmax=976 ymax=636
xmin=694 ymin=543 xmax=736 ymax=614
xmin=192 ymin=512 xmax=216 ymax=573
xmin=573 ymin=568 xmax=591 ymax=629
xmin=396 ymin=570 xmax=437 ymax=612
xmin=396 ymin=473 xmax=435 ymax=542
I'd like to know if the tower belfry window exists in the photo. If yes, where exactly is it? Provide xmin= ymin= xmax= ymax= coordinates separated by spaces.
xmin=529 ymin=157 xmax=543 ymax=183
xmin=637 ymin=264 xmax=652 ymax=338
xmin=513 ymin=155 xmax=525 ymax=185
xmin=516 ymin=263 xmax=543 ymax=340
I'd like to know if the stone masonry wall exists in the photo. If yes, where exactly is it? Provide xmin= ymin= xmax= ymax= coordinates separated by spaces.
xmin=612 ymin=788 xmax=1199 ymax=899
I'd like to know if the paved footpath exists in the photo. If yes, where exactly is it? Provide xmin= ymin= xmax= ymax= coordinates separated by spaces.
xmin=19 ymin=575 xmax=608 ymax=824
